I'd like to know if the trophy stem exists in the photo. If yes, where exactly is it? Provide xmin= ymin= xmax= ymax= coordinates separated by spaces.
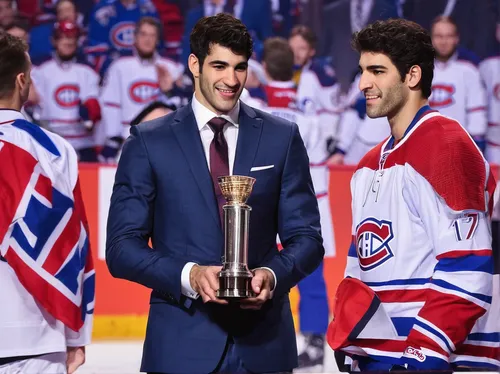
xmin=216 ymin=204 xmax=255 ymax=299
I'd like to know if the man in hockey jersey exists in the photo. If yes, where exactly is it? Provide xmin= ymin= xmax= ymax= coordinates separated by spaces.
xmin=0 ymin=31 xmax=94 ymax=374
xmin=255 ymin=37 xmax=332 ymax=372
xmin=480 ymin=24 xmax=500 ymax=164
xmin=289 ymin=25 xmax=342 ymax=154
xmin=429 ymin=16 xmax=488 ymax=151
xmin=98 ymin=16 xmax=184 ymax=162
xmin=31 ymin=20 xmax=101 ymax=162
xmin=327 ymin=19 xmax=499 ymax=371
xmin=85 ymin=0 xmax=159 ymax=76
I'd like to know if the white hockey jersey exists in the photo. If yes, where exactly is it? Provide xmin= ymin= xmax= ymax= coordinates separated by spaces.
xmin=429 ymin=56 xmax=487 ymax=138
xmin=99 ymin=53 xmax=184 ymax=140
xmin=31 ymin=57 xmax=101 ymax=151
xmin=336 ymin=106 xmax=498 ymax=369
xmin=0 ymin=110 xmax=94 ymax=358
xmin=296 ymin=59 xmax=342 ymax=141
xmin=337 ymin=107 xmax=390 ymax=166
xmin=479 ymin=56 xmax=500 ymax=163
xmin=252 ymin=81 xmax=336 ymax=257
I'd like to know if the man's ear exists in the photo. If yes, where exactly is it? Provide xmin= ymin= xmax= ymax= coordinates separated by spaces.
xmin=188 ymin=54 xmax=200 ymax=79
xmin=16 ymin=71 xmax=26 ymax=90
xmin=407 ymin=65 xmax=422 ymax=90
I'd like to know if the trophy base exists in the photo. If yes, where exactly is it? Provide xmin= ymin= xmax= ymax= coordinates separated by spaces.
xmin=216 ymin=275 xmax=255 ymax=299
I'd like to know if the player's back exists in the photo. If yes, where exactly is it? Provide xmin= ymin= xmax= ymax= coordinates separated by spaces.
xmin=0 ymin=110 xmax=82 ymax=357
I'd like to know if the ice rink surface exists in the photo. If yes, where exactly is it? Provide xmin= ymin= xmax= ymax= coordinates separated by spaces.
xmin=78 ymin=338 xmax=340 ymax=374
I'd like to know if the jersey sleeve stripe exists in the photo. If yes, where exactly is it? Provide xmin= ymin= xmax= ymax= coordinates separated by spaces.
xmin=466 ymin=106 xmax=487 ymax=113
xmin=467 ymin=332 xmax=500 ymax=342
xmin=434 ymin=254 xmax=493 ymax=274
xmin=365 ymin=278 xmax=429 ymax=287
xmin=430 ymin=280 xmax=492 ymax=305
xmin=415 ymin=317 xmax=456 ymax=352
xmin=437 ymin=249 xmax=492 ymax=260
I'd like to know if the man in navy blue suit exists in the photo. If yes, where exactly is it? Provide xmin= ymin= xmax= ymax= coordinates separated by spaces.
xmin=105 ymin=12 xmax=324 ymax=374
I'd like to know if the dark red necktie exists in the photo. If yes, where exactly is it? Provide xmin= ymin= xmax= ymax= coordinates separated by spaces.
xmin=207 ymin=117 xmax=230 ymax=223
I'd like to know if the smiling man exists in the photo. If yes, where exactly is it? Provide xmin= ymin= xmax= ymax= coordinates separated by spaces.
xmin=327 ymin=19 xmax=499 ymax=371
xmin=105 ymin=12 xmax=324 ymax=374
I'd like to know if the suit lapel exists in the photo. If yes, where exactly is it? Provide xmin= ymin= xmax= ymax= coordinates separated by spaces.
xmin=171 ymin=104 xmax=220 ymax=228
xmin=233 ymin=102 xmax=263 ymax=177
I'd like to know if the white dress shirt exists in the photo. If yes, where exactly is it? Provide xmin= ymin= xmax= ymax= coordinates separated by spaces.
xmin=180 ymin=93 xmax=276 ymax=299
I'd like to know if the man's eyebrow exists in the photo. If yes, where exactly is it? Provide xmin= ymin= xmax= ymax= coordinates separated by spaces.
xmin=208 ymin=60 xmax=229 ymax=66
xmin=366 ymin=65 xmax=388 ymax=71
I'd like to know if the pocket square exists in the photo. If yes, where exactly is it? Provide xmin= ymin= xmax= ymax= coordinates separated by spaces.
xmin=250 ymin=165 xmax=274 ymax=172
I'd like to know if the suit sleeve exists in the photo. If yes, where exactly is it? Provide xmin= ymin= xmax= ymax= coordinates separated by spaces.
xmin=105 ymin=125 xmax=187 ymax=302
xmin=401 ymin=157 xmax=494 ymax=369
xmin=262 ymin=123 xmax=325 ymax=297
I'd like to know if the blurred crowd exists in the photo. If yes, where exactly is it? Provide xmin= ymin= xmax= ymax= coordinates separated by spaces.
xmin=1 ymin=0 xmax=499 ymax=167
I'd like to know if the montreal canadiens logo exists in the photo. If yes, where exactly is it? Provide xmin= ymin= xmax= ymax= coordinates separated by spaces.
xmin=111 ymin=22 xmax=135 ymax=49
xmin=429 ymin=84 xmax=455 ymax=108
xmin=54 ymin=84 xmax=80 ymax=108
xmin=129 ymin=81 xmax=159 ymax=103
xmin=356 ymin=217 xmax=394 ymax=271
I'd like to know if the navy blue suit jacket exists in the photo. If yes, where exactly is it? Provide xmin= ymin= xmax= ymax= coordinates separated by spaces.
xmin=105 ymin=101 xmax=324 ymax=373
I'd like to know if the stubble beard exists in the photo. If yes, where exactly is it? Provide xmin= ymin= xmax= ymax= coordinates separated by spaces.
xmin=199 ymin=74 xmax=240 ymax=114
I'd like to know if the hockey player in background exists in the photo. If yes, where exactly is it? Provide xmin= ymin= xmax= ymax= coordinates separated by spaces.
xmin=289 ymin=25 xmax=342 ymax=154
xmin=479 ymin=23 xmax=500 ymax=164
xmin=98 ymin=16 xmax=184 ymax=162
xmin=250 ymin=37 xmax=331 ymax=373
xmin=30 ymin=20 xmax=102 ymax=162
xmin=429 ymin=16 xmax=488 ymax=151
xmin=327 ymin=19 xmax=499 ymax=371
xmin=0 ymin=32 xmax=94 ymax=374
xmin=85 ymin=0 xmax=159 ymax=76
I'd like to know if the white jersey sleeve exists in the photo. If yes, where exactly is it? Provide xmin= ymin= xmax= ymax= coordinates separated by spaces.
xmin=99 ymin=61 xmax=123 ymax=139
xmin=464 ymin=64 xmax=488 ymax=137
xmin=337 ymin=108 xmax=362 ymax=153
xmin=400 ymin=141 xmax=494 ymax=367
xmin=297 ymin=68 xmax=342 ymax=140
xmin=79 ymin=66 xmax=100 ymax=103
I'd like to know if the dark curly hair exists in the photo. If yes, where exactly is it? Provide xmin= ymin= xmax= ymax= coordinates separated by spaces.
xmin=190 ymin=13 xmax=253 ymax=72
xmin=0 ymin=31 xmax=28 ymax=99
xmin=352 ymin=18 xmax=435 ymax=98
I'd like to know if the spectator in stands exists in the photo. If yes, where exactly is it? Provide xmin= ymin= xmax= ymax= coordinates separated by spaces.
xmin=86 ymin=0 xmax=160 ymax=77
xmin=0 ymin=0 xmax=16 ymax=30
xmin=5 ymin=19 xmax=30 ymax=43
xmin=180 ymin=0 xmax=273 ymax=67
xmin=429 ymin=16 xmax=488 ymax=151
xmin=29 ymin=0 xmax=86 ymax=64
xmin=480 ymin=21 xmax=500 ymax=164
xmin=289 ymin=25 xmax=341 ymax=154
xmin=318 ymin=0 xmax=399 ymax=92
xmin=30 ymin=20 xmax=102 ymax=162
xmin=98 ymin=16 xmax=184 ymax=163
xmin=402 ymin=0 xmax=499 ymax=60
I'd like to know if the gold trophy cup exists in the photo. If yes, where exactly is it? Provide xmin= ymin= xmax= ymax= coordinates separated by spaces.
xmin=216 ymin=175 xmax=256 ymax=299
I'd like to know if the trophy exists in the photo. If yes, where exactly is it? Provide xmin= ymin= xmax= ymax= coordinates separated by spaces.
xmin=216 ymin=175 xmax=256 ymax=299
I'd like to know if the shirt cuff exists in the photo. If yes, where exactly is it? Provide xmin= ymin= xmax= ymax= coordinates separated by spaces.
xmin=181 ymin=262 xmax=199 ymax=299
xmin=255 ymin=266 xmax=277 ymax=298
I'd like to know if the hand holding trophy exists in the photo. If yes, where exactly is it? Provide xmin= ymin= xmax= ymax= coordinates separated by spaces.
xmin=216 ymin=175 xmax=256 ymax=299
